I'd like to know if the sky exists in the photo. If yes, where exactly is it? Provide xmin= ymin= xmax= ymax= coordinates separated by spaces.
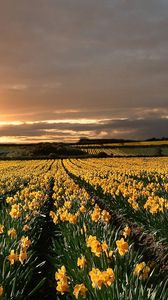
xmin=0 ymin=0 xmax=168 ymax=143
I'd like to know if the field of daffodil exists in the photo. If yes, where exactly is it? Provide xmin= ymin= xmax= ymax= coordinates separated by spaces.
xmin=76 ymin=143 xmax=168 ymax=156
xmin=0 ymin=158 xmax=168 ymax=299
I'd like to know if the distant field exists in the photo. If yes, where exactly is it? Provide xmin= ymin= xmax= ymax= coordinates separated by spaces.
xmin=105 ymin=140 xmax=168 ymax=146
xmin=76 ymin=140 xmax=168 ymax=147
xmin=0 ymin=140 xmax=168 ymax=159
xmin=77 ymin=144 xmax=168 ymax=157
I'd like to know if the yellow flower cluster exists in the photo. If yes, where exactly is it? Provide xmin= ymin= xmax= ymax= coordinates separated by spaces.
xmin=86 ymin=235 xmax=112 ymax=257
xmin=0 ymin=161 xmax=56 ymax=282
xmin=9 ymin=204 xmax=22 ymax=219
xmin=55 ymin=266 xmax=69 ymax=294
xmin=89 ymin=267 xmax=115 ymax=289
xmin=48 ymin=161 xmax=90 ymax=228
xmin=134 ymin=262 xmax=150 ymax=280
xmin=73 ymin=283 xmax=88 ymax=299
xmin=64 ymin=158 xmax=168 ymax=215
xmin=55 ymin=266 xmax=88 ymax=299
xmin=55 ymin=265 xmax=115 ymax=297
xmin=8 ymin=236 xmax=31 ymax=265
xmin=144 ymin=196 xmax=168 ymax=214
xmin=91 ymin=204 xmax=111 ymax=224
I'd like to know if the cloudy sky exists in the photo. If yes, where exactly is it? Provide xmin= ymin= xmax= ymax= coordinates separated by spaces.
xmin=0 ymin=0 xmax=168 ymax=143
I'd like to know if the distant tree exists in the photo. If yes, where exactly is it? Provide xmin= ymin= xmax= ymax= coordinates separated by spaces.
xmin=96 ymin=152 xmax=109 ymax=158
xmin=78 ymin=137 xmax=90 ymax=144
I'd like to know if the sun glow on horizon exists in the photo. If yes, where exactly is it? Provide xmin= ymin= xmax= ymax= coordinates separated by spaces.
xmin=0 ymin=118 xmax=112 ymax=127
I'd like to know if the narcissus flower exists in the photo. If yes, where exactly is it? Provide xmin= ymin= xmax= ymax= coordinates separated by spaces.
xmin=56 ymin=280 xmax=69 ymax=295
xmin=50 ymin=211 xmax=58 ymax=224
xmin=55 ymin=266 xmax=69 ymax=295
xmin=64 ymin=201 xmax=72 ymax=209
xmin=73 ymin=283 xmax=88 ymax=299
xmin=102 ymin=241 xmax=108 ymax=255
xmin=86 ymin=235 xmax=102 ymax=257
xmin=91 ymin=205 xmax=101 ymax=222
xmin=8 ymin=250 xmax=18 ymax=265
xmin=6 ymin=196 xmax=14 ymax=204
xmin=55 ymin=266 xmax=67 ymax=281
xmin=134 ymin=262 xmax=150 ymax=280
xmin=122 ymin=225 xmax=131 ymax=238
xmin=77 ymin=255 xmax=87 ymax=269
xmin=8 ymin=228 xmax=17 ymax=238
xmin=101 ymin=210 xmax=111 ymax=224
xmin=19 ymin=250 xmax=28 ymax=264
xmin=79 ymin=205 xmax=86 ymax=213
xmin=89 ymin=267 xmax=115 ymax=289
xmin=20 ymin=236 xmax=31 ymax=250
xmin=22 ymin=224 xmax=30 ymax=232
xmin=89 ymin=268 xmax=103 ymax=289
xmin=116 ymin=238 xmax=129 ymax=256
xmin=67 ymin=213 xmax=77 ymax=224
xmin=9 ymin=204 xmax=21 ymax=219
xmin=59 ymin=210 xmax=69 ymax=222
xmin=101 ymin=268 xmax=115 ymax=287
xmin=0 ymin=224 xmax=4 ymax=234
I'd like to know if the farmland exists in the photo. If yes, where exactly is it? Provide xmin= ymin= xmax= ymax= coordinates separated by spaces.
xmin=0 ymin=158 xmax=168 ymax=299
xmin=75 ymin=142 xmax=168 ymax=157
xmin=0 ymin=140 xmax=168 ymax=159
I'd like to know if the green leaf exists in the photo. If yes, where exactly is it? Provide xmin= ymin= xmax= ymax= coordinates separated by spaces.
xmin=27 ymin=277 xmax=46 ymax=297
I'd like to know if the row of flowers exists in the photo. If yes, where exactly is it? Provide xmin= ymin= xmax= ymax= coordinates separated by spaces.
xmin=0 ymin=159 xmax=57 ymax=298
xmin=63 ymin=158 xmax=168 ymax=247
xmin=49 ymin=161 xmax=160 ymax=299
xmin=64 ymin=158 xmax=168 ymax=214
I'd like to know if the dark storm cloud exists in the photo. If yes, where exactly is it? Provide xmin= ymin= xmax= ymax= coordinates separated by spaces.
xmin=0 ymin=116 xmax=168 ymax=142
xmin=0 ymin=0 xmax=168 ymax=141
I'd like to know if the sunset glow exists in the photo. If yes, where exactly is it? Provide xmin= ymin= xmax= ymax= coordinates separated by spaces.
xmin=0 ymin=0 xmax=167 ymax=143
